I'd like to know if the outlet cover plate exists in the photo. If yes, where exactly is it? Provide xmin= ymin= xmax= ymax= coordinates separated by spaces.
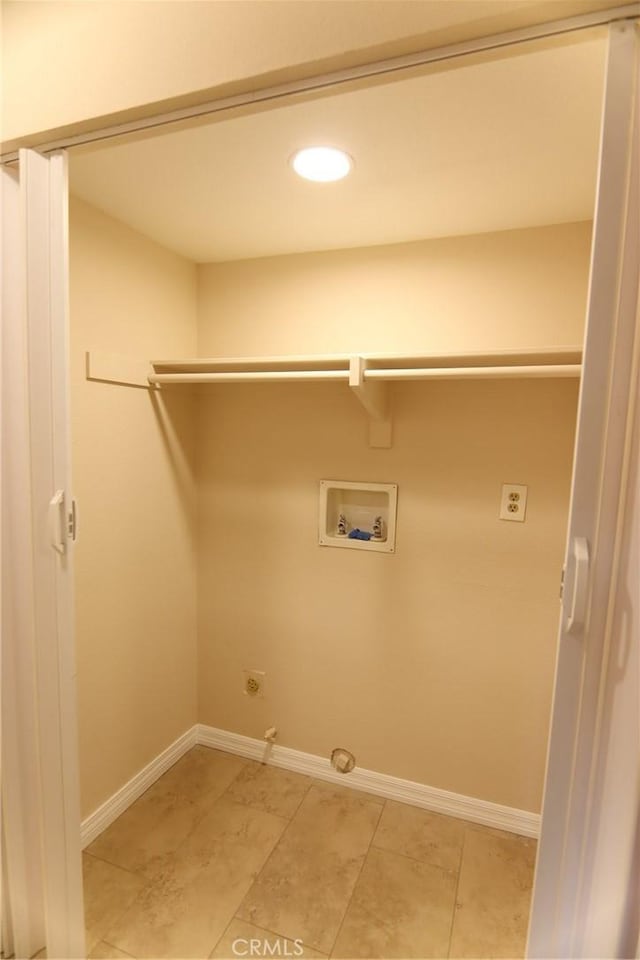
xmin=499 ymin=483 xmax=528 ymax=522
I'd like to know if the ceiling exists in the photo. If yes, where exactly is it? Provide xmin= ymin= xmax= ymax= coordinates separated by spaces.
xmin=69 ymin=32 xmax=606 ymax=264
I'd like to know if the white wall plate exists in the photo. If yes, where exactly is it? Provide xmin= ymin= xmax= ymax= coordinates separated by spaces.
xmin=499 ymin=483 xmax=528 ymax=522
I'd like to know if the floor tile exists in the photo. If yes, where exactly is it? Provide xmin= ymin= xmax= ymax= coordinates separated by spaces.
xmin=83 ymin=853 xmax=146 ymax=954
xmin=313 ymin=778 xmax=385 ymax=806
xmin=225 ymin=762 xmax=311 ymax=819
xmin=87 ymin=748 xmax=246 ymax=878
xmin=449 ymin=827 xmax=537 ymax=958
xmin=333 ymin=847 xmax=457 ymax=959
xmin=210 ymin=918 xmax=326 ymax=958
xmin=237 ymin=783 xmax=383 ymax=954
xmin=105 ymin=797 xmax=288 ymax=959
xmin=372 ymin=801 xmax=465 ymax=873
xmin=156 ymin=747 xmax=247 ymax=799
xmin=88 ymin=941 xmax=135 ymax=959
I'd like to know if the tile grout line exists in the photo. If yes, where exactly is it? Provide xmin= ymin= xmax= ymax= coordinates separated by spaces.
xmin=145 ymin=750 xmax=254 ymax=869
xmin=89 ymin=750 xmax=256 ymax=955
xmin=234 ymin=780 xmax=382 ymax=955
xmin=206 ymin=772 xmax=315 ymax=960
xmin=84 ymin=749 xmax=535 ymax=960
xmin=102 ymin=806 xmax=290 ymax=957
xmin=97 ymin=940 xmax=135 ymax=959
xmin=83 ymin=846 xmax=159 ymax=952
xmin=87 ymin=781 xmax=229 ymax=886
xmin=82 ymin=849 xmax=147 ymax=881
xmin=97 ymin=872 xmax=156 ymax=957
xmin=369 ymin=839 xmax=463 ymax=875
xmin=205 ymin=785 xmax=293 ymax=942
xmin=447 ymin=826 xmax=468 ymax=960
xmin=326 ymin=798 xmax=387 ymax=959
xmin=92 ymin=748 xmax=305 ymax=960
xmin=208 ymin=912 xmax=239 ymax=959
xmin=232 ymin=779 xmax=315 ymax=934
xmin=86 ymin=746 xmax=253 ymax=878
xmin=221 ymin=760 xmax=314 ymax=822
xmin=287 ymin=774 xmax=315 ymax=820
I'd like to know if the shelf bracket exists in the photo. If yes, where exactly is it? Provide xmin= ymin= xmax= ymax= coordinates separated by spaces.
xmin=86 ymin=350 xmax=156 ymax=389
xmin=349 ymin=356 xmax=392 ymax=448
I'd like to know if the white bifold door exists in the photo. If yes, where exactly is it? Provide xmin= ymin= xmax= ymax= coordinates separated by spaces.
xmin=1 ymin=151 xmax=85 ymax=958
xmin=528 ymin=19 xmax=640 ymax=960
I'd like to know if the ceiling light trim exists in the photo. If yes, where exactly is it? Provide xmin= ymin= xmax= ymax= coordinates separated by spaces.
xmin=291 ymin=146 xmax=353 ymax=182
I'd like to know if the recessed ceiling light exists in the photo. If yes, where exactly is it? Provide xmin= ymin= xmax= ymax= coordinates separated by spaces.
xmin=291 ymin=146 xmax=353 ymax=182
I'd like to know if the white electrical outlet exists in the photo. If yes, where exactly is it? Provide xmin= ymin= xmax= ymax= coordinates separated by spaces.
xmin=499 ymin=483 xmax=528 ymax=522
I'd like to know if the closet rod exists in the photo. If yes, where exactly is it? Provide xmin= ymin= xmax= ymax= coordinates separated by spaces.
xmin=366 ymin=364 xmax=582 ymax=380
xmin=148 ymin=370 xmax=350 ymax=384
xmin=148 ymin=363 xmax=581 ymax=385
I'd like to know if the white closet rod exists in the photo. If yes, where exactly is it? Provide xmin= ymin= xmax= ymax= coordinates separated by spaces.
xmin=366 ymin=364 xmax=582 ymax=380
xmin=148 ymin=370 xmax=350 ymax=384
xmin=148 ymin=363 xmax=581 ymax=385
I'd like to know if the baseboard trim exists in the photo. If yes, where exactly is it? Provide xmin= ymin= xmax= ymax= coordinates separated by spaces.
xmin=81 ymin=726 xmax=198 ymax=848
xmin=196 ymin=724 xmax=540 ymax=838
xmin=81 ymin=722 xmax=539 ymax=846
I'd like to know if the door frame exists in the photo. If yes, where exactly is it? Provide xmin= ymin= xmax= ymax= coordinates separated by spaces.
xmin=1 ymin=4 xmax=638 ymax=164
xmin=1 ymin=10 xmax=638 ymax=959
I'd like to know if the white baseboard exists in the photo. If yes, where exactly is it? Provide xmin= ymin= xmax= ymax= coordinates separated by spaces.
xmin=81 ymin=726 xmax=198 ymax=848
xmin=81 ymin=722 xmax=539 ymax=846
xmin=197 ymin=724 xmax=540 ymax=838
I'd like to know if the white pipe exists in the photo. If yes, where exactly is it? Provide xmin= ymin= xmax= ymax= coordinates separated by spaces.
xmin=364 ymin=364 xmax=582 ymax=380
xmin=148 ymin=369 xmax=349 ymax=384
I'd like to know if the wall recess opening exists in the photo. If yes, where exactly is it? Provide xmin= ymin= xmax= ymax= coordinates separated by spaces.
xmin=318 ymin=480 xmax=398 ymax=553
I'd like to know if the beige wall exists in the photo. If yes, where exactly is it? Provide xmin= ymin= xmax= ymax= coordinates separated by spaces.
xmin=69 ymin=212 xmax=588 ymax=814
xmin=196 ymin=223 xmax=589 ymax=812
xmin=1 ymin=0 xmax=629 ymax=149
xmin=198 ymin=223 xmax=591 ymax=356
xmin=70 ymin=198 xmax=198 ymax=817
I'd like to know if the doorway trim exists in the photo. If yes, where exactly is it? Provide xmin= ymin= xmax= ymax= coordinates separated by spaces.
xmin=2 ymin=10 xmax=639 ymax=959
xmin=0 ymin=4 xmax=638 ymax=164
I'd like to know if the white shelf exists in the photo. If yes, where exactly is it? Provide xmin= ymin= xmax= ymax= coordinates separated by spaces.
xmin=86 ymin=347 xmax=583 ymax=448
xmin=149 ymin=346 xmax=582 ymax=377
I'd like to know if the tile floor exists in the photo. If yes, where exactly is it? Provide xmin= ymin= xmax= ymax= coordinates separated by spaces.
xmin=82 ymin=746 xmax=536 ymax=959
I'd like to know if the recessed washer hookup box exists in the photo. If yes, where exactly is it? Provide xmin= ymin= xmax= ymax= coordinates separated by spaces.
xmin=318 ymin=479 xmax=398 ymax=553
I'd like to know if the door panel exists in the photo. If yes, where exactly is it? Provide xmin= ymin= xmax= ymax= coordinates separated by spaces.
xmin=1 ymin=150 xmax=84 ymax=959
xmin=528 ymin=20 xmax=640 ymax=958
xmin=1 ymin=160 xmax=48 ymax=960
